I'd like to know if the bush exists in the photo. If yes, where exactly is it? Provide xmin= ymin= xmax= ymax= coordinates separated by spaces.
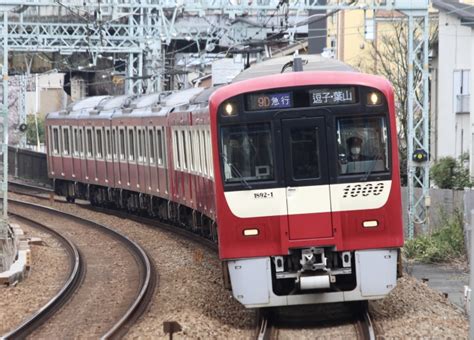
xmin=403 ymin=209 xmax=465 ymax=263
xmin=431 ymin=153 xmax=472 ymax=189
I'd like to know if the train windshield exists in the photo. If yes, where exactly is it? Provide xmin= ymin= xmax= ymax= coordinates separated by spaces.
xmin=220 ymin=123 xmax=274 ymax=183
xmin=336 ymin=116 xmax=390 ymax=176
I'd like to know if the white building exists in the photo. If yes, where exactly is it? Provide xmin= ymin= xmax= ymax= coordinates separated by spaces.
xmin=431 ymin=0 xmax=474 ymax=172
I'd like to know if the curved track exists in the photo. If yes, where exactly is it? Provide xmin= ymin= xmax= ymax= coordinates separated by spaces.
xmin=2 ymin=198 xmax=156 ymax=339
xmin=2 ymin=212 xmax=83 ymax=339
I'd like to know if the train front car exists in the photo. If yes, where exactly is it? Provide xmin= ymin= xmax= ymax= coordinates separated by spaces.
xmin=210 ymin=71 xmax=403 ymax=308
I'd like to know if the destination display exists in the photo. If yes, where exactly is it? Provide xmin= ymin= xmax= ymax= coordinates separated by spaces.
xmin=247 ymin=92 xmax=293 ymax=111
xmin=309 ymin=87 xmax=356 ymax=106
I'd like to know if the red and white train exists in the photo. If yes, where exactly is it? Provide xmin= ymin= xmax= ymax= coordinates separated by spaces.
xmin=46 ymin=56 xmax=403 ymax=308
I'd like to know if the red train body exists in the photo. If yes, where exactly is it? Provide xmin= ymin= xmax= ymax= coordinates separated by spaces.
xmin=46 ymin=59 xmax=403 ymax=308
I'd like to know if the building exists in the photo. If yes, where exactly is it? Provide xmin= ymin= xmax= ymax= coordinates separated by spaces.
xmin=431 ymin=1 xmax=474 ymax=172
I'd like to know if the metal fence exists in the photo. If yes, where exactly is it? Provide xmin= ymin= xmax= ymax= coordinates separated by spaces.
xmin=7 ymin=146 xmax=51 ymax=187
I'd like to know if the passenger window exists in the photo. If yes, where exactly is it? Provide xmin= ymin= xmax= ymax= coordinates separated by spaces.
xmin=181 ymin=130 xmax=188 ymax=170
xmin=86 ymin=129 xmax=94 ymax=158
xmin=207 ymin=130 xmax=213 ymax=178
xmin=119 ymin=128 xmax=126 ymax=160
xmin=174 ymin=130 xmax=180 ymax=169
xmin=53 ymin=127 xmax=60 ymax=155
xmin=149 ymin=129 xmax=155 ymax=164
xmin=72 ymin=128 xmax=78 ymax=156
xmin=128 ymin=128 xmax=135 ymax=161
xmin=79 ymin=129 xmax=84 ymax=156
xmin=197 ymin=129 xmax=202 ymax=173
xmin=202 ymin=130 xmax=207 ymax=175
xmin=112 ymin=129 xmax=117 ymax=159
xmin=96 ymin=129 xmax=103 ymax=159
xmin=106 ymin=129 xmax=112 ymax=159
xmin=138 ymin=128 xmax=144 ymax=162
xmin=157 ymin=128 xmax=163 ymax=166
xmin=189 ymin=131 xmax=195 ymax=172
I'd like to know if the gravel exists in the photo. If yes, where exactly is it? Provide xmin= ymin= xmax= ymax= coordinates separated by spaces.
xmin=0 ymin=219 xmax=68 ymax=335
xmin=5 ymin=193 xmax=470 ymax=338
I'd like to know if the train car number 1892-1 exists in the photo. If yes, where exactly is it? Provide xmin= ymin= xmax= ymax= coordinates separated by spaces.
xmin=254 ymin=192 xmax=274 ymax=199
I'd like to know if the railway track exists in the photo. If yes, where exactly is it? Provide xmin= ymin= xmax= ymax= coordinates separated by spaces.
xmin=2 ymin=198 xmax=156 ymax=339
xmin=256 ymin=301 xmax=376 ymax=340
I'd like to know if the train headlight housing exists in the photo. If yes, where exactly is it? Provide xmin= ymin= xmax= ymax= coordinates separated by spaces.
xmin=221 ymin=101 xmax=238 ymax=117
xmin=367 ymin=91 xmax=383 ymax=106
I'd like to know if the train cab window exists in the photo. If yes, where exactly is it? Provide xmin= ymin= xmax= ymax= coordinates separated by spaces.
xmin=96 ymin=128 xmax=103 ymax=159
xmin=220 ymin=123 xmax=274 ymax=183
xmin=86 ymin=128 xmax=94 ymax=158
xmin=336 ymin=116 xmax=390 ymax=176
xmin=128 ymin=128 xmax=136 ymax=161
xmin=119 ymin=128 xmax=126 ymax=161
xmin=157 ymin=128 xmax=164 ymax=166
xmin=52 ymin=127 xmax=60 ymax=155
xmin=148 ymin=129 xmax=156 ymax=165
xmin=63 ymin=127 xmax=71 ymax=156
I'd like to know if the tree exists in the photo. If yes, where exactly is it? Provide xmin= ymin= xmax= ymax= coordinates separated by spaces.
xmin=431 ymin=154 xmax=472 ymax=190
xmin=26 ymin=114 xmax=45 ymax=146
xmin=355 ymin=17 xmax=438 ymax=185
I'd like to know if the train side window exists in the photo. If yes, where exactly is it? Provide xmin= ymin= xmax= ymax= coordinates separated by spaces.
xmin=207 ymin=130 xmax=213 ymax=178
xmin=138 ymin=128 xmax=144 ymax=163
xmin=52 ymin=127 xmax=60 ymax=155
xmin=196 ymin=129 xmax=202 ymax=174
xmin=63 ymin=127 xmax=71 ymax=156
xmin=105 ymin=128 xmax=112 ymax=160
xmin=202 ymin=130 xmax=208 ymax=175
xmin=86 ymin=128 xmax=94 ymax=158
xmin=174 ymin=129 xmax=181 ymax=169
xmin=188 ymin=130 xmax=195 ymax=172
xmin=79 ymin=128 xmax=84 ymax=156
xmin=181 ymin=130 xmax=188 ymax=170
xmin=119 ymin=128 xmax=126 ymax=161
xmin=96 ymin=128 xmax=103 ymax=159
xmin=128 ymin=128 xmax=136 ymax=162
xmin=148 ymin=128 xmax=156 ymax=165
xmin=72 ymin=127 xmax=79 ymax=157
xmin=112 ymin=128 xmax=117 ymax=160
xmin=157 ymin=128 xmax=164 ymax=166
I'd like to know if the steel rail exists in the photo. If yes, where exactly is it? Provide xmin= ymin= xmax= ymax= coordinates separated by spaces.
xmin=1 ymin=210 xmax=83 ymax=339
xmin=2 ymin=198 xmax=156 ymax=339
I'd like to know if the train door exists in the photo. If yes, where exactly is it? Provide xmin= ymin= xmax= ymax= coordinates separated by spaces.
xmin=281 ymin=117 xmax=333 ymax=240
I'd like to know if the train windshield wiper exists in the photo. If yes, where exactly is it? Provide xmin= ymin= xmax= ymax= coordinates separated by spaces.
xmin=361 ymin=151 xmax=384 ymax=181
xmin=220 ymin=153 xmax=252 ymax=189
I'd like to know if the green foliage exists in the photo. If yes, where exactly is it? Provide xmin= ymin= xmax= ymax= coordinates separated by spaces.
xmin=403 ymin=209 xmax=465 ymax=263
xmin=26 ymin=114 xmax=45 ymax=146
xmin=430 ymin=153 xmax=473 ymax=189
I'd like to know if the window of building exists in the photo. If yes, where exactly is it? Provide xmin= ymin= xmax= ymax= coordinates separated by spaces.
xmin=454 ymin=69 xmax=470 ymax=113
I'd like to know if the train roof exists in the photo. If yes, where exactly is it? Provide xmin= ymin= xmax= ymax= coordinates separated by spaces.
xmin=232 ymin=55 xmax=355 ymax=82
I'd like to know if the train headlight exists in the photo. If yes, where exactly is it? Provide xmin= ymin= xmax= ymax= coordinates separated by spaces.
xmin=367 ymin=92 xmax=382 ymax=106
xmin=222 ymin=101 xmax=237 ymax=116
